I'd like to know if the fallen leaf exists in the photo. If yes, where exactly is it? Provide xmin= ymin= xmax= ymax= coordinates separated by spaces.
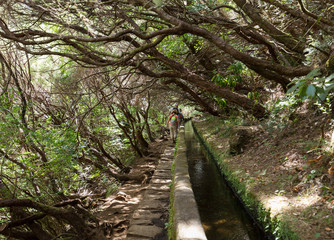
xmin=293 ymin=185 xmax=302 ymax=193
xmin=328 ymin=166 xmax=334 ymax=175
xmin=307 ymin=155 xmax=323 ymax=165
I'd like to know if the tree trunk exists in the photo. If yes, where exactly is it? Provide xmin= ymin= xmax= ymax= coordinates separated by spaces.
xmin=136 ymin=130 xmax=149 ymax=155
xmin=0 ymin=199 xmax=91 ymax=239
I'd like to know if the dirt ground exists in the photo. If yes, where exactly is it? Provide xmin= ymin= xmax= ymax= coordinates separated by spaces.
xmin=193 ymin=109 xmax=334 ymax=240
xmin=92 ymin=138 xmax=170 ymax=239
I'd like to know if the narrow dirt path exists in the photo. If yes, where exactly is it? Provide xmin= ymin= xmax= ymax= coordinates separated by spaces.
xmin=93 ymin=139 xmax=174 ymax=239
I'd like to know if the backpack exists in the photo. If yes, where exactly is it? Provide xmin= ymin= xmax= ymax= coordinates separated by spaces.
xmin=170 ymin=114 xmax=178 ymax=126
xmin=172 ymin=107 xmax=179 ymax=114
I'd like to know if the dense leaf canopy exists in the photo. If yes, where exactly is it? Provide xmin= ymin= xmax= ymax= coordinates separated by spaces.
xmin=1 ymin=0 xmax=333 ymax=116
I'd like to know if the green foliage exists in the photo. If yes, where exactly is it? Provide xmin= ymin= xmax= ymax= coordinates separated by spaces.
xmin=211 ymin=61 xmax=248 ymax=109
xmin=314 ymin=232 xmax=321 ymax=238
xmin=153 ymin=0 xmax=163 ymax=7
xmin=0 ymin=99 xmax=21 ymax=148
xmin=106 ymin=182 xmax=120 ymax=197
xmin=305 ymin=169 xmax=321 ymax=182
xmin=266 ymin=95 xmax=302 ymax=132
xmin=185 ymin=1 xmax=210 ymax=12
xmin=288 ymin=70 xmax=334 ymax=101
xmin=286 ymin=69 xmax=334 ymax=116
xmin=158 ymin=35 xmax=189 ymax=62
xmin=211 ymin=61 xmax=244 ymax=89
xmin=214 ymin=97 xmax=227 ymax=108
xmin=1 ymin=116 xmax=82 ymax=198
xmin=33 ymin=122 xmax=77 ymax=164
xmin=271 ymin=217 xmax=300 ymax=240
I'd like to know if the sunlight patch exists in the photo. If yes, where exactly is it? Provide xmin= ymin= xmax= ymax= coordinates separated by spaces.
xmin=261 ymin=194 xmax=321 ymax=217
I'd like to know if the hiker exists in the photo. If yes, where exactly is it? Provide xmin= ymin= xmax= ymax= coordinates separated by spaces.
xmin=167 ymin=109 xmax=179 ymax=143
xmin=169 ymin=104 xmax=183 ymax=128
xmin=169 ymin=104 xmax=179 ymax=115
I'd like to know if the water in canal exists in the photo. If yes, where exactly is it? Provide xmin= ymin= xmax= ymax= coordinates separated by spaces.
xmin=184 ymin=122 xmax=267 ymax=240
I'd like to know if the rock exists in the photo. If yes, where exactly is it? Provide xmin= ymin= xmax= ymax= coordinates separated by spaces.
xmin=228 ymin=126 xmax=263 ymax=155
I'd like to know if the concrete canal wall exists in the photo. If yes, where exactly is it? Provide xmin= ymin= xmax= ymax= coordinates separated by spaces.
xmin=172 ymin=128 xmax=207 ymax=240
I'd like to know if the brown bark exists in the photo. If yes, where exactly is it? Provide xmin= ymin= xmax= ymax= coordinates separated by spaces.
xmin=0 ymin=199 xmax=90 ymax=238
xmin=140 ymin=61 xmax=266 ymax=118
xmin=141 ymin=48 xmax=268 ymax=118
xmin=86 ymin=131 xmax=125 ymax=170
xmin=261 ymin=0 xmax=333 ymax=31
xmin=0 ymin=229 xmax=36 ymax=240
xmin=249 ymin=67 xmax=290 ymax=91
xmin=0 ymin=182 xmax=53 ymax=240
xmin=164 ymin=79 xmax=220 ymax=116
xmin=0 ymin=1 xmax=315 ymax=78
xmin=0 ymin=0 xmax=323 ymax=118
xmin=140 ymin=93 xmax=155 ymax=142
xmin=175 ymin=19 xmax=313 ymax=77
xmin=184 ymin=72 xmax=266 ymax=118
xmin=232 ymin=0 xmax=305 ymax=54
xmin=77 ymin=155 xmax=150 ymax=183
xmin=136 ymin=130 xmax=149 ymax=155
xmin=146 ymin=4 xmax=315 ymax=78
xmin=296 ymin=0 xmax=333 ymax=27
xmin=135 ymin=111 xmax=149 ymax=153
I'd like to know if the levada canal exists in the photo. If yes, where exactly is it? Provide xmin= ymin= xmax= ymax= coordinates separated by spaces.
xmin=184 ymin=121 xmax=268 ymax=240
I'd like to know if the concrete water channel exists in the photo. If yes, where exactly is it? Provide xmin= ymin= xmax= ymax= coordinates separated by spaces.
xmin=173 ymin=122 xmax=267 ymax=240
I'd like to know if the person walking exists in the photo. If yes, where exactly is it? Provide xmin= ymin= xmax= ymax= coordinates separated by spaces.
xmin=169 ymin=104 xmax=183 ymax=128
xmin=169 ymin=104 xmax=179 ymax=115
xmin=167 ymin=109 xmax=179 ymax=143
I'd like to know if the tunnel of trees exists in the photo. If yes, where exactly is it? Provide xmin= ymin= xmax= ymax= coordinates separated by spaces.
xmin=0 ymin=0 xmax=333 ymax=239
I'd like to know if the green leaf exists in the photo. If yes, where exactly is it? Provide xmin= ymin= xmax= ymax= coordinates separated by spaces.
xmin=325 ymin=73 xmax=334 ymax=82
xmin=287 ymin=84 xmax=298 ymax=94
xmin=153 ymin=0 xmax=163 ymax=7
xmin=306 ymin=69 xmax=320 ymax=79
xmin=259 ymin=169 xmax=267 ymax=176
xmin=299 ymin=84 xmax=308 ymax=98
xmin=314 ymin=232 xmax=321 ymax=238
xmin=306 ymin=84 xmax=316 ymax=97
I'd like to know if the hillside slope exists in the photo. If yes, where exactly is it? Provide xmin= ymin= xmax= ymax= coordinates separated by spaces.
xmin=193 ymin=110 xmax=334 ymax=240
